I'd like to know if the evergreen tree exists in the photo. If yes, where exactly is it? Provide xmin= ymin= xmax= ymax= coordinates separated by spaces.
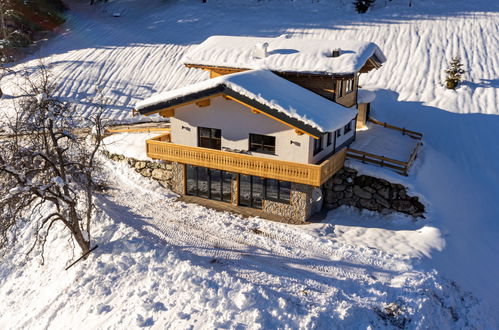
xmin=444 ymin=56 xmax=465 ymax=90
xmin=354 ymin=0 xmax=375 ymax=13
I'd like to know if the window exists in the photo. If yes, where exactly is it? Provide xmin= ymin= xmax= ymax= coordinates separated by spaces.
xmin=337 ymin=80 xmax=344 ymax=98
xmin=264 ymin=179 xmax=291 ymax=204
xmin=336 ymin=129 xmax=342 ymax=138
xmin=327 ymin=132 xmax=332 ymax=146
xmin=344 ymin=122 xmax=352 ymax=134
xmin=249 ymin=134 xmax=276 ymax=154
xmin=198 ymin=127 xmax=221 ymax=150
xmin=186 ymin=165 xmax=233 ymax=203
xmin=345 ymin=78 xmax=354 ymax=93
xmin=313 ymin=135 xmax=323 ymax=155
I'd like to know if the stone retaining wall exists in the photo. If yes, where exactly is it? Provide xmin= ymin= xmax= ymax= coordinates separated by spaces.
xmin=324 ymin=167 xmax=425 ymax=217
xmin=103 ymin=151 xmax=174 ymax=188
xmin=103 ymin=150 xmax=425 ymax=220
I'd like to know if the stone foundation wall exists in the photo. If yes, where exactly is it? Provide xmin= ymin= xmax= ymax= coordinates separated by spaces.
xmin=324 ymin=167 xmax=425 ymax=217
xmin=262 ymin=183 xmax=313 ymax=224
xmin=170 ymin=162 xmax=185 ymax=195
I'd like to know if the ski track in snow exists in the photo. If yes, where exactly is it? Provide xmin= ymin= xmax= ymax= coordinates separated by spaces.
xmin=1 ymin=0 xmax=499 ymax=327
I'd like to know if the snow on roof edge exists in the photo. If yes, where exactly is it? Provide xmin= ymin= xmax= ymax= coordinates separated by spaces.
xmin=182 ymin=35 xmax=386 ymax=75
xmin=135 ymin=70 xmax=357 ymax=133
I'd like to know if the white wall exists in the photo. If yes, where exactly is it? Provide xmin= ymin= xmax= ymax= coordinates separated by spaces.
xmin=170 ymin=96 xmax=312 ymax=164
xmin=308 ymin=118 xmax=356 ymax=164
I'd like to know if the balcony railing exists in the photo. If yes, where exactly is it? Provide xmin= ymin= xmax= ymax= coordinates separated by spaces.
xmin=146 ymin=133 xmax=345 ymax=186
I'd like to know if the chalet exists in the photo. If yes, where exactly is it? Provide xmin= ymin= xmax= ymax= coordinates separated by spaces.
xmin=134 ymin=35 xmax=386 ymax=222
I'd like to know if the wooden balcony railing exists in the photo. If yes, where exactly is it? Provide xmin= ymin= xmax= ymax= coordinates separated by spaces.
xmin=146 ymin=134 xmax=345 ymax=186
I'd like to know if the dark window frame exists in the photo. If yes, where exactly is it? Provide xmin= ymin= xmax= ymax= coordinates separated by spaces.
xmin=313 ymin=136 xmax=323 ymax=156
xmin=327 ymin=132 xmax=332 ymax=146
xmin=344 ymin=121 xmax=352 ymax=134
xmin=336 ymin=129 xmax=342 ymax=138
xmin=264 ymin=178 xmax=291 ymax=204
xmin=186 ymin=165 xmax=233 ymax=203
xmin=198 ymin=127 xmax=222 ymax=150
xmin=249 ymin=133 xmax=276 ymax=155
xmin=345 ymin=78 xmax=354 ymax=94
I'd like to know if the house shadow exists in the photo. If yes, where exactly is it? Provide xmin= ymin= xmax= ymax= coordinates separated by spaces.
xmin=369 ymin=88 xmax=499 ymax=183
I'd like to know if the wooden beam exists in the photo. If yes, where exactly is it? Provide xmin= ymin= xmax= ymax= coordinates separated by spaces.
xmin=223 ymin=94 xmax=320 ymax=139
xmin=295 ymin=129 xmax=304 ymax=136
xmin=195 ymin=99 xmax=211 ymax=107
xmin=159 ymin=109 xmax=175 ymax=118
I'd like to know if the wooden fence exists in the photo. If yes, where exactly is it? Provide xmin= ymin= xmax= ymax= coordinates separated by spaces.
xmin=346 ymin=143 xmax=422 ymax=176
xmin=368 ymin=118 xmax=423 ymax=140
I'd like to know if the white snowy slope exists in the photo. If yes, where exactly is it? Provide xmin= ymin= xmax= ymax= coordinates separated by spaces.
xmin=0 ymin=0 xmax=498 ymax=328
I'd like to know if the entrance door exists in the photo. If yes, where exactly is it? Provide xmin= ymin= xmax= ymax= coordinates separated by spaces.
xmin=239 ymin=174 xmax=263 ymax=209
xmin=186 ymin=165 xmax=232 ymax=202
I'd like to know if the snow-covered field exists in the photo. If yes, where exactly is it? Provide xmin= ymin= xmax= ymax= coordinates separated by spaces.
xmin=1 ymin=0 xmax=499 ymax=328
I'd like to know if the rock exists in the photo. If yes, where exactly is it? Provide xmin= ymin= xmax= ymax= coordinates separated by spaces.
xmin=374 ymin=194 xmax=390 ymax=208
xmin=341 ymin=198 xmax=357 ymax=206
xmin=152 ymin=168 xmax=171 ymax=181
xmin=111 ymin=154 xmax=121 ymax=161
xmin=135 ymin=161 xmax=147 ymax=170
xmin=364 ymin=186 xmax=376 ymax=194
xmin=353 ymin=185 xmax=372 ymax=199
xmin=392 ymin=200 xmax=416 ymax=214
xmin=333 ymin=184 xmax=346 ymax=192
xmin=140 ymin=168 xmax=152 ymax=177
xmin=377 ymin=187 xmax=391 ymax=200
xmin=332 ymin=178 xmax=343 ymax=185
xmin=359 ymin=198 xmax=379 ymax=211
xmin=398 ymin=189 xmax=407 ymax=200
xmin=344 ymin=187 xmax=353 ymax=198
xmin=127 ymin=158 xmax=137 ymax=167
xmin=328 ymin=191 xmax=344 ymax=200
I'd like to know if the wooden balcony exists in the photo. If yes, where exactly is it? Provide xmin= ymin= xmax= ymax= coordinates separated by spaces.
xmin=146 ymin=133 xmax=345 ymax=187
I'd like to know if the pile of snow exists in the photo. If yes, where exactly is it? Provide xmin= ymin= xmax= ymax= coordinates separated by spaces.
xmin=103 ymin=132 xmax=158 ymax=160
xmin=136 ymin=70 xmax=357 ymax=133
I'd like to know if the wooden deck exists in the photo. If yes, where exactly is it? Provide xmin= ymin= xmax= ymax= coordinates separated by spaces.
xmin=146 ymin=133 xmax=346 ymax=186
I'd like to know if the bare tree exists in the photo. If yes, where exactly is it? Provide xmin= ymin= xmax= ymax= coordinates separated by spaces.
xmin=0 ymin=63 xmax=106 ymax=262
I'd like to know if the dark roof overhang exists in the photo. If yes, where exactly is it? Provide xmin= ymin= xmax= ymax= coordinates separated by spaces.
xmin=136 ymin=84 xmax=323 ymax=138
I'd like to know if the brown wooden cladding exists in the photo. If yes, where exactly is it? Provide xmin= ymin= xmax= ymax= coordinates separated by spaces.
xmin=275 ymin=73 xmax=335 ymax=100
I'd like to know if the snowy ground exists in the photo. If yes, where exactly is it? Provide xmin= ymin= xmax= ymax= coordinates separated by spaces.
xmin=351 ymin=123 xmax=419 ymax=161
xmin=1 ymin=0 xmax=499 ymax=328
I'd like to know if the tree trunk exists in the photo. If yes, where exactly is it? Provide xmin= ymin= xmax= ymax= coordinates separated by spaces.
xmin=72 ymin=227 xmax=91 ymax=257
xmin=0 ymin=4 xmax=7 ymax=40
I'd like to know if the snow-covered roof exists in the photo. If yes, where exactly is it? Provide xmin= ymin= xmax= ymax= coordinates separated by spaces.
xmin=135 ymin=70 xmax=357 ymax=136
xmin=357 ymin=90 xmax=376 ymax=104
xmin=182 ymin=35 xmax=386 ymax=75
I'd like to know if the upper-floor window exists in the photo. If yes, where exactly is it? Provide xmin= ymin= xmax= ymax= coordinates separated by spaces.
xmin=313 ymin=135 xmax=323 ymax=155
xmin=327 ymin=132 xmax=332 ymax=146
xmin=344 ymin=122 xmax=352 ymax=134
xmin=198 ymin=127 xmax=221 ymax=150
xmin=345 ymin=79 xmax=354 ymax=93
xmin=336 ymin=129 xmax=342 ymax=138
xmin=336 ymin=78 xmax=355 ymax=98
xmin=249 ymin=133 xmax=276 ymax=154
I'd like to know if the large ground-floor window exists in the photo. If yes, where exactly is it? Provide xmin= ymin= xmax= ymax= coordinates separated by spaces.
xmin=239 ymin=175 xmax=291 ymax=209
xmin=186 ymin=165 xmax=232 ymax=202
